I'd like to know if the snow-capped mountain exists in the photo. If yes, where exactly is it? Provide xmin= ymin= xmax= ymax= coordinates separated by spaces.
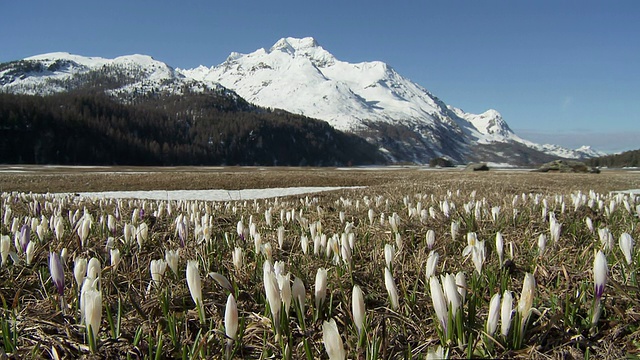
xmin=0 ymin=52 xmax=229 ymax=99
xmin=0 ymin=41 xmax=604 ymax=164
xmin=181 ymin=37 xmax=603 ymax=163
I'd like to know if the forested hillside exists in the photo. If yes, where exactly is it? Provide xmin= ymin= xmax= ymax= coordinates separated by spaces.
xmin=0 ymin=92 xmax=385 ymax=166
xmin=586 ymin=149 xmax=640 ymax=168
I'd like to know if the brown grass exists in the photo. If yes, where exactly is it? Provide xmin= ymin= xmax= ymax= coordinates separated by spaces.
xmin=0 ymin=167 xmax=639 ymax=359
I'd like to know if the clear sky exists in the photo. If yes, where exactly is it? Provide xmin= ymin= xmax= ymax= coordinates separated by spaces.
xmin=1 ymin=1 xmax=638 ymax=153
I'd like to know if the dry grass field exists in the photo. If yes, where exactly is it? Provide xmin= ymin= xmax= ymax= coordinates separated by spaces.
xmin=0 ymin=166 xmax=639 ymax=359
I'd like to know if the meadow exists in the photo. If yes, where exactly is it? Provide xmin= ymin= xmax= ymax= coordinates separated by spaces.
xmin=0 ymin=166 xmax=638 ymax=359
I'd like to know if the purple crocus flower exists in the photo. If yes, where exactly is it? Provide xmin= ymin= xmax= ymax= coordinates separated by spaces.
xmin=177 ymin=221 xmax=187 ymax=247
xmin=594 ymin=251 xmax=607 ymax=299
xmin=49 ymin=251 xmax=65 ymax=296
xmin=20 ymin=225 xmax=30 ymax=252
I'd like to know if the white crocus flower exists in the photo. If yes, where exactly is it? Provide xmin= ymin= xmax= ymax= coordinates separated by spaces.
xmin=619 ymin=232 xmax=634 ymax=265
xmin=501 ymin=290 xmax=513 ymax=337
xmin=322 ymin=318 xmax=346 ymax=360
xmin=496 ymin=232 xmax=504 ymax=265
xmin=442 ymin=273 xmax=461 ymax=317
xmin=487 ymin=293 xmax=501 ymax=336
xmin=150 ymin=259 xmax=167 ymax=288
xmin=83 ymin=288 xmax=102 ymax=342
xmin=110 ymin=248 xmax=121 ymax=271
xmin=424 ymin=251 xmax=439 ymax=279
xmin=384 ymin=267 xmax=399 ymax=310
xmin=455 ymin=271 xmax=466 ymax=303
xmin=186 ymin=260 xmax=204 ymax=321
xmin=74 ymin=257 xmax=88 ymax=289
xmin=429 ymin=276 xmax=448 ymax=334
xmin=426 ymin=229 xmax=435 ymax=250
xmin=165 ymin=249 xmax=180 ymax=275
xmin=292 ymin=276 xmax=306 ymax=315
xmin=518 ymin=273 xmax=536 ymax=333
xmin=225 ymin=294 xmax=238 ymax=341
xmin=315 ymin=268 xmax=328 ymax=311
xmin=352 ymin=284 xmax=365 ymax=336
xmin=384 ymin=244 xmax=395 ymax=269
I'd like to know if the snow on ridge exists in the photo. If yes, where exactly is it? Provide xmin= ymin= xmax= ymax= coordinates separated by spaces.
xmin=5 ymin=39 xmax=606 ymax=162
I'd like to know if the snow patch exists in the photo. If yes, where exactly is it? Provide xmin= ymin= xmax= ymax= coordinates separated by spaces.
xmin=74 ymin=187 xmax=363 ymax=201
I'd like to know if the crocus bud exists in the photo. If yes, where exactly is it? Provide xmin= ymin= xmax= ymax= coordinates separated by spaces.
xmin=124 ymin=223 xmax=133 ymax=245
xmin=550 ymin=220 xmax=561 ymax=243
xmin=78 ymin=218 xmax=90 ymax=247
xmin=83 ymin=288 xmax=102 ymax=341
xmin=322 ymin=318 xmax=346 ymax=360
xmin=301 ymin=235 xmax=309 ymax=255
xmin=25 ymin=241 xmax=35 ymax=265
xmin=277 ymin=226 xmax=285 ymax=249
xmin=352 ymin=285 xmax=365 ymax=335
xmin=110 ymin=248 xmax=121 ymax=271
xmin=593 ymin=250 xmax=607 ymax=299
xmin=472 ymin=241 xmax=485 ymax=275
xmin=60 ymin=247 xmax=68 ymax=264
xmin=424 ymin=251 xmax=439 ymax=279
xmin=315 ymin=268 xmax=328 ymax=311
xmin=87 ymin=257 xmax=101 ymax=281
xmin=209 ymin=272 xmax=233 ymax=292
xmin=451 ymin=221 xmax=459 ymax=241
xmin=150 ymin=259 xmax=167 ymax=288
xmin=20 ymin=224 xmax=30 ymax=253
xmin=429 ymin=276 xmax=448 ymax=333
xmin=384 ymin=267 xmax=399 ymax=310
xmin=538 ymin=234 xmax=547 ymax=257
xmin=74 ymin=257 xmax=87 ymax=289
xmin=225 ymin=294 xmax=238 ymax=341
xmin=136 ymin=223 xmax=149 ymax=249
xmin=384 ymin=244 xmax=395 ymax=269
xmin=442 ymin=273 xmax=461 ymax=317
xmin=518 ymin=273 xmax=536 ymax=331
xmin=263 ymin=269 xmax=281 ymax=323
xmin=107 ymin=214 xmax=116 ymax=234
xmin=426 ymin=229 xmax=435 ymax=249
xmin=501 ymin=290 xmax=513 ymax=337
xmin=455 ymin=271 xmax=466 ymax=303
xmin=232 ymin=247 xmax=243 ymax=270
xmin=165 ymin=249 xmax=179 ymax=275
xmin=496 ymin=232 xmax=504 ymax=265
xmin=585 ymin=217 xmax=594 ymax=233
xmin=487 ymin=293 xmax=501 ymax=336
xmin=292 ymin=276 xmax=305 ymax=314
xmin=49 ymin=251 xmax=65 ymax=296
xmin=278 ymin=272 xmax=292 ymax=315
xmin=619 ymin=233 xmax=634 ymax=265
xmin=0 ymin=235 xmax=10 ymax=266
xmin=186 ymin=260 xmax=203 ymax=316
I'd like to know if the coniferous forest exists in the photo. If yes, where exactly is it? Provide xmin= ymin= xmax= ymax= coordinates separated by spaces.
xmin=0 ymin=91 xmax=385 ymax=166
xmin=586 ymin=149 xmax=640 ymax=168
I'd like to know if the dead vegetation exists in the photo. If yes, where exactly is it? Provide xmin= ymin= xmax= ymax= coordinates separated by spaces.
xmin=0 ymin=167 xmax=638 ymax=359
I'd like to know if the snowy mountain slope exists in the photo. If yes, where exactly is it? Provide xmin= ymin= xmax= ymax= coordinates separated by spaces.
xmin=0 ymin=42 xmax=604 ymax=164
xmin=0 ymin=52 xmax=228 ymax=98
xmin=181 ymin=37 xmax=602 ymax=163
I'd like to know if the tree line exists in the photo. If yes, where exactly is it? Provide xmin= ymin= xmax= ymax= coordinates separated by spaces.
xmin=586 ymin=149 xmax=640 ymax=168
xmin=0 ymin=91 xmax=385 ymax=166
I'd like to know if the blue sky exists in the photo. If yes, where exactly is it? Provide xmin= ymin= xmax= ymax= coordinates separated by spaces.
xmin=2 ymin=1 xmax=638 ymax=153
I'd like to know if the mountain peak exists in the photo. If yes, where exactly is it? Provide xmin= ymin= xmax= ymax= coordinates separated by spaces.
xmin=269 ymin=37 xmax=319 ymax=54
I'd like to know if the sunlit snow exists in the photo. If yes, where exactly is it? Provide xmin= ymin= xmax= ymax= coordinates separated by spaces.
xmin=75 ymin=187 xmax=363 ymax=201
